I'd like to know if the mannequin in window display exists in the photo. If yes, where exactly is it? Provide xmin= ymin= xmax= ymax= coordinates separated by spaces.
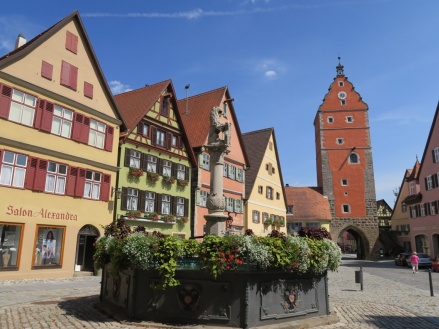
xmin=43 ymin=231 xmax=56 ymax=264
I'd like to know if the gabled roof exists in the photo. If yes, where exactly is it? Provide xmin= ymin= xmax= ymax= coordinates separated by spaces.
xmin=176 ymin=86 xmax=250 ymax=167
xmin=376 ymin=199 xmax=392 ymax=212
xmin=418 ymin=101 xmax=439 ymax=177
xmin=114 ymin=80 xmax=170 ymax=132
xmin=392 ymin=168 xmax=412 ymax=214
xmin=406 ymin=160 xmax=421 ymax=182
xmin=114 ymin=80 xmax=197 ymax=167
xmin=284 ymin=186 xmax=331 ymax=220
xmin=242 ymin=127 xmax=287 ymax=207
xmin=0 ymin=10 xmax=127 ymax=130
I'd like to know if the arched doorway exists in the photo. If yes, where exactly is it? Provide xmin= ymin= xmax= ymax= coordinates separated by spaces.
xmin=75 ymin=225 xmax=100 ymax=272
xmin=415 ymin=234 xmax=429 ymax=254
xmin=338 ymin=226 xmax=369 ymax=259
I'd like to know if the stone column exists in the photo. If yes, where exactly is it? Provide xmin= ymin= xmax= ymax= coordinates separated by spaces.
xmin=204 ymin=144 xmax=230 ymax=236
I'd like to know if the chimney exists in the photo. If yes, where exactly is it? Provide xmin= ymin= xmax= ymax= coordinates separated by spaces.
xmin=285 ymin=184 xmax=289 ymax=187
xmin=15 ymin=34 xmax=26 ymax=49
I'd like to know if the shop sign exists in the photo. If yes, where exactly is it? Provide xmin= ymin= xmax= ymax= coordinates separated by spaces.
xmin=6 ymin=205 xmax=78 ymax=221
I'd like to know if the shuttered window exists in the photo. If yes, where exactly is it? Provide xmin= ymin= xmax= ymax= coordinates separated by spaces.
xmin=65 ymin=31 xmax=78 ymax=54
xmin=84 ymin=82 xmax=93 ymax=99
xmin=41 ymin=61 xmax=53 ymax=80
xmin=9 ymin=89 xmax=37 ymax=127
xmin=83 ymin=170 xmax=101 ymax=200
xmin=60 ymin=61 xmax=78 ymax=90
xmin=44 ymin=161 xmax=68 ymax=195
xmin=88 ymin=119 xmax=106 ymax=149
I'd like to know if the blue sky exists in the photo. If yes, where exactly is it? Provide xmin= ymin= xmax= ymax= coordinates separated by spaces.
xmin=1 ymin=0 xmax=438 ymax=207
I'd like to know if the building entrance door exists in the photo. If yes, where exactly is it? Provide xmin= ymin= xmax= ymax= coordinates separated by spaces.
xmin=75 ymin=225 xmax=99 ymax=272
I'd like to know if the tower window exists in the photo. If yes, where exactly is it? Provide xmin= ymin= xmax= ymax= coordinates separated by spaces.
xmin=338 ymin=81 xmax=344 ymax=87
xmin=342 ymin=204 xmax=350 ymax=213
xmin=341 ymin=179 xmax=348 ymax=186
xmin=327 ymin=116 xmax=334 ymax=123
xmin=336 ymin=138 xmax=344 ymax=145
xmin=341 ymin=99 xmax=346 ymax=106
xmin=349 ymin=153 xmax=359 ymax=164
xmin=346 ymin=116 xmax=353 ymax=123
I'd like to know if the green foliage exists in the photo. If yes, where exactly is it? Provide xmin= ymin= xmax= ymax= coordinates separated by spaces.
xmin=94 ymin=219 xmax=342 ymax=289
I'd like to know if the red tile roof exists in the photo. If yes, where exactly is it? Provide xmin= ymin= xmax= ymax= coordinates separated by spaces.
xmin=176 ymin=87 xmax=227 ymax=149
xmin=114 ymin=80 xmax=197 ymax=167
xmin=284 ymin=186 xmax=331 ymax=220
xmin=407 ymin=160 xmax=420 ymax=181
xmin=176 ymin=86 xmax=250 ymax=167
xmin=114 ymin=80 xmax=171 ymax=132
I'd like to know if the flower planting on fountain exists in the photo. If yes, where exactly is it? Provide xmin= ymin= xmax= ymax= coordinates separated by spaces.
xmin=94 ymin=219 xmax=342 ymax=289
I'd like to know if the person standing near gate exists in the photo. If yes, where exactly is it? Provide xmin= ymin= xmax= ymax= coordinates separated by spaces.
xmin=410 ymin=251 xmax=419 ymax=274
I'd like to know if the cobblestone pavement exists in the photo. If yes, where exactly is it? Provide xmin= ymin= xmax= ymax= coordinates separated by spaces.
xmin=1 ymin=259 xmax=439 ymax=328
xmin=315 ymin=258 xmax=439 ymax=329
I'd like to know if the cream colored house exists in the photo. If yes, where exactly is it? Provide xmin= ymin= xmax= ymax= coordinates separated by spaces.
xmin=242 ymin=128 xmax=287 ymax=235
xmin=0 ymin=11 xmax=125 ymax=279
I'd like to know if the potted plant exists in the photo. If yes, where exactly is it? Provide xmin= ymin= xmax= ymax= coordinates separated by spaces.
xmin=147 ymin=171 xmax=160 ymax=182
xmin=129 ymin=167 xmax=144 ymax=177
xmin=126 ymin=210 xmax=142 ymax=218
xmin=177 ymin=179 xmax=189 ymax=187
xmin=145 ymin=212 xmax=159 ymax=221
xmin=163 ymin=175 xmax=176 ymax=184
xmin=176 ymin=217 xmax=189 ymax=224
xmin=162 ymin=214 xmax=176 ymax=223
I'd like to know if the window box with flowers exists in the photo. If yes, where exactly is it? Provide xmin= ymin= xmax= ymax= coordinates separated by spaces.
xmin=145 ymin=212 xmax=160 ymax=221
xmin=147 ymin=171 xmax=160 ymax=182
xmin=162 ymin=214 xmax=176 ymax=223
xmin=163 ymin=175 xmax=176 ymax=184
xmin=176 ymin=217 xmax=189 ymax=224
xmin=264 ymin=218 xmax=273 ymax=226
xmin=177 ymin=179 xmax=189 ymax=187
xmin=273 ymin=217 xmax=285 ymax=227
xmin=129 ymin=167 xmax=144 ymax=177
xmin=126 ymin=210 xmax=142 ymax=219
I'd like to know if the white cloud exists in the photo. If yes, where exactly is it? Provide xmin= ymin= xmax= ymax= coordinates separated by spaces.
xmin=265 ymin=70 xmax=277 ymax=78
xmin=109 ymin=80 xmax=132 ymax=94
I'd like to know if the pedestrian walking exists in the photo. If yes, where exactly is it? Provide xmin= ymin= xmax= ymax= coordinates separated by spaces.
xmin=410 ymin=251 xmax=419 ymax=274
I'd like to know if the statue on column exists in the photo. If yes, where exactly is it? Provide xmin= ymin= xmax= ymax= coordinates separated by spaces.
xmin=204 ymin=106 xmax=232 ymax=236
xmin=208 ymin=106 xmax=231 ymax=147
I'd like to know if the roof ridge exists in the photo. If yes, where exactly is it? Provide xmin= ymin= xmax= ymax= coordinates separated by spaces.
xmin=242 ymin=127 xmax=273 ymax=136
xmin=183 ymin=85 xmax=227 ymax=101
xmin=114 ymin=79 xmax=171 ymax=97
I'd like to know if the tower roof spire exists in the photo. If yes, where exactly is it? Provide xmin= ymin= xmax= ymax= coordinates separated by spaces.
xmin=336 ymin=56 xmax=344 ymax=76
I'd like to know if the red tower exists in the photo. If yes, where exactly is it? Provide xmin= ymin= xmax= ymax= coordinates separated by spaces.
xmin=314 ymin=58 xmax=379 ymax=259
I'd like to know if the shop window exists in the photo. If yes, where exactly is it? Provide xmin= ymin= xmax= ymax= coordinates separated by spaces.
xmin=33 ymin=226 xmax=65 ymax=267
xmin=0 ymin=223 xmax=23 ymax=269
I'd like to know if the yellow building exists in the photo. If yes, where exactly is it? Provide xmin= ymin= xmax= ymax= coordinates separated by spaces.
xmin=242 ymin=128 xmax=287 ymax=235
xmin=0 ymin=11 xmax=125 ymax=279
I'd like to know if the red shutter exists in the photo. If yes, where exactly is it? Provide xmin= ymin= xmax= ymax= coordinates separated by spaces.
xmin=0 ymin=84 xmax=12 ymax=119
xmin=34 ymin=99 xmax=44 ymax=129
xmin=66 ymin=31 xmax=78 ymax=54
xmin=100 ymin=174 xmax=111 ymax=201
xmin=34 ymin=159 xmax=47 ymax=192
xmin=70 ymin=65 xmax=78 ymax=91
xmin=166 ymin=132 xmax=172 ymax=150
xmin=151 ymin=126 xmax=157 ymax=145
xmin=80 ymin=116 xmax=90 ymax=144
xmin=104 ymin=126 xmax=114 ymax=151
xmin=40 ymin=101 xmax=54 ymax=132
xmin=66 ymin=167 xmax=78 ymax=196
xmin=75 ymin=168 xmax=86 ymax=197
xmin=72 ymin=113 xmax=83 ymax=142
xmin=41 ymin=61 xmax=53 ymax=80
xmin=24 ymin=157 xmax=38 ymax=190
xmin=60 ymin=61 xmax=71 ymax=87
xmin=84 ymin=82 xmax=93 ymax=99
